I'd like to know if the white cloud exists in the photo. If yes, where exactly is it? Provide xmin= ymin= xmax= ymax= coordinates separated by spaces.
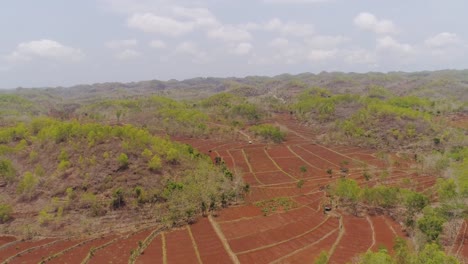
xmin=305 ymin=35 xmax=349 ymax=48
xmin=307 ymin=49 xmax=337 ymax=61
xmin=377 ymin=36 xmax=412 ymax=53
xmin=231 ymin=42 xmax=253 ymax=55
xmin=344 ymin=49 xmax=377 ymax=65
xmin=354 ymin=12 xmax=397 ymax=35
xmin=425 ymin=32 xmax=461 ymax=48
xmin=207 ymin=25 xmax=252 ymax=42
xmin=245 ymin=19 xmax=314 ymax=37
xmin=127 ymin=13 xmax=194 ymax=36
xmin=176 ymin=42 xmax=200 ymax=55
xmin=175 ymin=42 xmax=208 ymax=63
xmin=6 ymin=39 xmax=84 ymax=62
xmin=265 ymin=18 xmax=314 ymax=37
xmin=106 ymin=39 xmax=138 ymax=49
xmin=115 ymin=49 xmax=141 ymax=60
xmin=172 ymin=7 xmax=219 ymax=28
xmin=149 ymin=40 xmax=166 ymax=49
xmin=269 ymin=38 xmax=290 ymax=48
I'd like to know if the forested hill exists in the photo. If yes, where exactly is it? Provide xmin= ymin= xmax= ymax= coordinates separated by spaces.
xmin=5 ymin=70 xmax=468 ymax=103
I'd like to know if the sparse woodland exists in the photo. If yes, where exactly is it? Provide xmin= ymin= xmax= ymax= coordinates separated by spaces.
xmin=0 ymin=70 xmax=467 ymax=262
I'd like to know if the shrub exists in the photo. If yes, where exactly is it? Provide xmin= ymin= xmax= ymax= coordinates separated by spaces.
xmin=111 ymin=188 xmax=125 ymax=209
xmin=148 ymin=155 xmax=162 ymax=171
xmin=0 ymin=203 xmax=12 ymax=223
xmin=333 ymin=178 xmax=361 ymax=203
xmin=250 ymin=124 xmax=286 ymax=143
xmin=117 ymin=153 xmax=129 ymax=169
xmin=0 ymin=159 xmax=16 ymax=182
xmin=17 ymin=172 xmax=38 ymax=199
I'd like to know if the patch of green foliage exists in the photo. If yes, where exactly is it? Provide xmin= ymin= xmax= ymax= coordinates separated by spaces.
xmin=293 ymin=87 xmax=454 ymax=149
xmin=249 ymin=124 xmax=286 ymax=143
xmin=357 ymin=239 xmax=460 ymax=264
xmin=200 ymin=93 xmax=264 ymax=125
xmin=0 ymin=203 xmax=12 ymax=223
xmin=0 ymin=158 xmax=16 ymax=182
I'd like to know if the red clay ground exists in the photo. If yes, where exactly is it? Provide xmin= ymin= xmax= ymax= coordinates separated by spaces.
xmin=0 ymin=115 xmax=440 ymax=263
xmin=48 ymin=235 xmax=118 ymax=264
xmin=0 ymin=236 xmax=16 ymax=247
xmin=0 ymin=238 xmax=56 ymax=262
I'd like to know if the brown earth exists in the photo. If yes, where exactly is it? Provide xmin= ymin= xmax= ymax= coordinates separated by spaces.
xmin=0 ymin=114 xmax=442 ymax=263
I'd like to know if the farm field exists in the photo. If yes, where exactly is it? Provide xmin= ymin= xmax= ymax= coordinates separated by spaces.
xmin=0 ymin=115 xmax=449 ymax=263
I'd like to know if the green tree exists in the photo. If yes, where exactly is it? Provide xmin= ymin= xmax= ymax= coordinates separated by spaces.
xmin=334 ymin=178 xmax=361 ymax=202
xmin=418 ymin=214 xmax=445 ymax=241
xmin=437 ymin=178 xmax=458 ymax=202
xmin=417 ymin=243 xmax=459 ymax=264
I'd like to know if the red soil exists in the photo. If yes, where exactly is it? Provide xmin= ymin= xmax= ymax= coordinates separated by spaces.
xmin=243 ymin=148 xmax=279 ymax=173
xmin=272 ymin=157 xmax=322 ymax=178
xmin=190 ymin=217 xmax=233 ymax=263
xmin=228 ymin=210 xmax=328 ymax=253
xmin=0 ymin=238 xmax=56 ymax=262
xmin=165 ymin=228 xmax=199 ymax=264
xmin=215 ymin=205 xmax=263 ymax=222
xmin=274 ymin=227 xmax=339 ymax=263
xmin=0 ymin=116 xmax=438 ymax=263
xmin=254 ymin=170 xmax=296 ymax=184
xmin=236 ymin=217 xmax=339 ymax=264
xmin=220 ymin=206 xmax=322 ymax=240
xmin=329 ymin=216 xmax=373 ymax=264
xmin=301 ymin=144 xmax=359 ymax=168
xmin=289 ymin=145 xmax=340 ymax=170
xmin=370 ymin=216 xmax=400 ymax=252
xmin=89 ymin=229 xmax=153 ymax=264
xmin=0 ymin=236 xmax=16 ymax=247
xmin=48 ymin=235 xmax=118 ymax=264
xmin=266 ymin=145 xmax=296 ymax=158
xmin=136 ymin=235 xmax=163 ymax=264
xmin=228 ymin=149 xmax=251 ymax=173
xmin=10 ymin=239 xmax=84 ymax=264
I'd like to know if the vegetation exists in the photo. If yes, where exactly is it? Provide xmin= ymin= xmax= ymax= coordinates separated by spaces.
xmin=0 ymin=118 xmax=245 ymax=233
xmin=249 ymin=124 xmax=286 ymax=143
xmin=0 ymin=203 xmax=12 ymax=223
xmin=356 ymin=238 xmax=460 ymax=264
xmin=255 ymin=197 xmax=297 ymax=216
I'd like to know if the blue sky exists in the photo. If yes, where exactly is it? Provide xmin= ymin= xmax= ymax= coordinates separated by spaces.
xmin=1 ymin=0 xmax=467 ymax=88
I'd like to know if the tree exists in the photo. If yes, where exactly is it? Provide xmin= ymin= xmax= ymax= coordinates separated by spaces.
xmin=418 ymin=214 xmax=445 ymax=241
xmin=334 ymin=178 xmax=361 ymax=203
xmin=437 ymin=178 xmax=458 ymax=202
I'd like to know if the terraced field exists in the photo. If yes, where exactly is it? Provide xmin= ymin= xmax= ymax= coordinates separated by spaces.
xmin=0 ymin=115 xmax=449 ymax=263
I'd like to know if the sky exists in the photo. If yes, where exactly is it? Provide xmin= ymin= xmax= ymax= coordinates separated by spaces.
xmin=0 ymin=0 xmax=467 ymax=88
